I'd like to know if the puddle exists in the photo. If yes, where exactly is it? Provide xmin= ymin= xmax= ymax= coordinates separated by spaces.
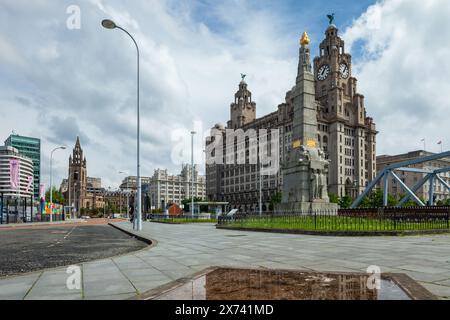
xmin=151 ymin=268 xmax=415 ymax=300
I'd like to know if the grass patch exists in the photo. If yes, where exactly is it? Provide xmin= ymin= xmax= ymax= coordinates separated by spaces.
xmin=221 ymin=215 xmax=449 ymax=232
xmin=152 ymin=218 xmax=217 ymax=224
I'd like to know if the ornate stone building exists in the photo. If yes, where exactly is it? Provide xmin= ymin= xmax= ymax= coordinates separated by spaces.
xmin=149 ymin=164 xmax=206 ymax=210
xmin=206 ymin=23 xmax=377 ymax=211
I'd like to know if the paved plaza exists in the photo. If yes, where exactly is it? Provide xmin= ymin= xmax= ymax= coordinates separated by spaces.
xmin=0 ymin=223 xmax=146 ymax=277
xmin=0 ymin=221 xmax=450 ymax=299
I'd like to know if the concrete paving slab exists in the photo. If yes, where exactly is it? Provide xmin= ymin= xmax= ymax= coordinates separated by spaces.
xmin=0 ymin=273 xmax=41 ymax=300
xmin=419 ymin=282 xmax=450 ymax=299
xmin=3 ymin=221 xmax=450 ymax=299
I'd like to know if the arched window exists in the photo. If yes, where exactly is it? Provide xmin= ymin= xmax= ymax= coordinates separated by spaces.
xmin=323 ymin=136 xmax=328 ymax=144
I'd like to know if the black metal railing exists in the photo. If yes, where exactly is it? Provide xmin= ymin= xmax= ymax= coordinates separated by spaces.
xmin=150 ymin=214 xmax=217 ymax=223
xmin=217 ymin=207 xmax=450 ymax=232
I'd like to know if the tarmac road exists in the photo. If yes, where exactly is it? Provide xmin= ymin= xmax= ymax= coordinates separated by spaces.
xmin=0 ymin=223 xmax=147 ymax=277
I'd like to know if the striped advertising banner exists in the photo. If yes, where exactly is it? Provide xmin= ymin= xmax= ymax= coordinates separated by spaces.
xmin=9 ymin=159 xmax=20 ymax=191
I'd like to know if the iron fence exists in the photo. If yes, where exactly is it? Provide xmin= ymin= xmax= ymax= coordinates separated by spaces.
xmin=217 ymin=207 xmax=450 ymax=232
xmin=150 ymin=214 xmax=217 ymax=223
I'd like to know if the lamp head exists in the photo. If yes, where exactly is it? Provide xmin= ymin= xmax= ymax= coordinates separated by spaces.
xmin=102 ymin=19 xmax=117 ymax=29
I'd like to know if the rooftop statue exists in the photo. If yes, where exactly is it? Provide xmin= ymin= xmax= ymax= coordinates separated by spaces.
xmin=300 ymin=31 xmax=310 ymax=46
xmin=327 ymin=13 xmax=335 ymax=25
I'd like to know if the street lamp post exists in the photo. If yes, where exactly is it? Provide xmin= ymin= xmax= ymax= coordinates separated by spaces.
xmin=191 ymin=131 xmax=196 ymax=218
xmin=67 ymin=171 xmax=78 ymax=219
xmin=103 ymin=188 xmax=106 ymax=218
xmin=49 ymin=146 xmax=66 ymax=222
xmin=102 ymin=19 xmax=141 ymax=231
xmin=259 ymin=161 xmax=262 ymax=217
xmin=118 ymin=171 xmax=128 ymax=218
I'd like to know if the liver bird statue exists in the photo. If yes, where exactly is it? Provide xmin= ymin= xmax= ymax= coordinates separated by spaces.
xmin=327 ymin=13 xmax=335 ymax=25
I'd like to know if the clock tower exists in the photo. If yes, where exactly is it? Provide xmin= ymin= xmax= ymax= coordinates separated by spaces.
xmin=313 ymin=23 xmax=377 ymax=198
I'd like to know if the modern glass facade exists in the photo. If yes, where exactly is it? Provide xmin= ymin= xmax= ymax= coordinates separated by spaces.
xmin=4 ymin=134 xmax=41 ymax=199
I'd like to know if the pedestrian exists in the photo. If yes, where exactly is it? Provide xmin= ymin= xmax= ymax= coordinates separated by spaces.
xmin=129 ymin=206 xmax=134 ymax=224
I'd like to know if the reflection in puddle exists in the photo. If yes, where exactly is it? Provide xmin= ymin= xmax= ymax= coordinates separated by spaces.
xmin=153 ymin=268 xmax=411 ymax=300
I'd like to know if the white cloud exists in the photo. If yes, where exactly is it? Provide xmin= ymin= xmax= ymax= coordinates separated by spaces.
xmin=342 ymin=0 xmax=450 ymax=155
xmin=0 ymin=35 xmax=25 ymax=67
xmin=0 ymin=0 xmax=300 ymax=189
xmin=38 ymin=42 xmax=60 ymax=61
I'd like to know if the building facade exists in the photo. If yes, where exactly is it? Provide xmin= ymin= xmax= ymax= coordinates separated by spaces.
xmin=119 ymin=176 xmax=152 ymax=191
xmin=0 ymin=146 xmax=34 ymax=198
xmin=4 ymin=134 xmax=41 ymax=199
xmin=149 ymin=164 xmax=206 ymax=210
xmin=377 ymin=150 xmax=450 ymax=203
xmin=206 ymin=23 xmax=377 ymax=211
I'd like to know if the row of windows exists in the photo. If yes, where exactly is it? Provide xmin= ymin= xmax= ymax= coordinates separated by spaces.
xmin=318 ymin=124 xmax=330 ymax=132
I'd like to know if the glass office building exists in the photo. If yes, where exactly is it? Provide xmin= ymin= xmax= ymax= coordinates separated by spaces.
xmin=4 ymin=134 xmax=41 ymax=199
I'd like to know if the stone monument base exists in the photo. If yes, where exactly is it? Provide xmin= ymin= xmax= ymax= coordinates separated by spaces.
xmin=275 ymin=201 xmax=338 ymax=213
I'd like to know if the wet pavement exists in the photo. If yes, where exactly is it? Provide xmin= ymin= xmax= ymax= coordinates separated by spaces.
xmin=1 ymin=221 xmax=450 ymax=300
xmin=0 ymin=224 xmax=146 ymax=277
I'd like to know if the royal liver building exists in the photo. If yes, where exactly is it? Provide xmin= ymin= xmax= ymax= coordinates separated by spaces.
xmin=206 ymin=22 xmax=377 ymax=212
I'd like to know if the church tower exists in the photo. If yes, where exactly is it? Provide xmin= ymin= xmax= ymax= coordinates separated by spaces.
xmin=68 ymin=136 xmax=87 ymax=212
xmin=313 ymin=22 xmax=377 ymax=198
xmin=227 ymin=76 xmax=256 ymax=129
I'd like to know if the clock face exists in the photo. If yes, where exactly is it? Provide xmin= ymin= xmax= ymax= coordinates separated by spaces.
xmin=339 ymin=63 xmax=349 ymax=79
xmin=317 ymin=64 xmax=330 ymax=81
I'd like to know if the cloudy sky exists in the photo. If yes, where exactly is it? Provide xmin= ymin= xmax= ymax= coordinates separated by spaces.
xmin=1 ymin=0 xmax=449 ymax=190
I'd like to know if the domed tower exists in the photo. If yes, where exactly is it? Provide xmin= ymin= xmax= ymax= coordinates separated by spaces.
xmin=227 ymin=75 xmax=256 ymax=129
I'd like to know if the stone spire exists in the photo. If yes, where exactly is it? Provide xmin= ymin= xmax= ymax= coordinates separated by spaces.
xmin=297 ymin=31 xmax=312 ymax=82
xmin=292 ymin=31 xmax=317 ymax=147
xmin=276 ymin=32 xmax=337 ymax=211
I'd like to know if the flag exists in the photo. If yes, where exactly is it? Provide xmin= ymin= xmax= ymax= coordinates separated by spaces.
xmin=25 ymin=175 xmax=33 ymax=193
xmin=421 ymin=138 xmax=425 ymax=142
xmin=437 ymin=141 xmax=442 ymax=145
xmin=39 ymin=183 xmax=46 ymax=200
xmin=9 ymin=159 xmax=20 ymax=191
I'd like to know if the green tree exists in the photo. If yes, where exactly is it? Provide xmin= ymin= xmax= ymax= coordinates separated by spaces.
xmin=358 ymin=195 xmax=371 ymax=208
xmin=269 ymin=192 xmax=282 ymax=211
xmin=364 ymin=189 xmax=397 ymax=207
xmin=45 ymin=186 xmax=65 ymax=204
xmin=339 ymin=195 xmax=352 ymax=208
xmin=329 ymin=193 xmax=339 ymax=204
xmin=394 ymin=193 xmax=416 ymax=207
